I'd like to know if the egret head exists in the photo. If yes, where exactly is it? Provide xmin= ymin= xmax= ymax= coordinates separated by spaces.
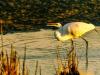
xmin=47 ymin=23 xmax=62 ymax=28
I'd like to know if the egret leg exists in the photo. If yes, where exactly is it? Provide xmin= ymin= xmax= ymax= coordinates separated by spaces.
xmin=68 ymin=39 xmax=79 ymax=74
xmin=70 ymin=39 xmax=76 ymax=64
xmin=81 ymin=37 xmax=88 ymax=71
xmin=68 ymin=39 xmax=75 ymax=68
xmin=71 ymin=39 xmax=74 ymax=50
xmin=70 ymin=39 xmax=75 ymax=64
xmin=69 ymin=39 xmax=74 ymax=55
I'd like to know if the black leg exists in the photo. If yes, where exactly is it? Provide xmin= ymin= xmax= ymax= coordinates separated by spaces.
xmin=68 ymin=39 xmax=74 ymax=56
xmin=71 ymin=39 xmax=74 ymax=50
xmin=68 ymin=39 xmax=76 ymax=68
xmin=70 ymin=39 xmax=76 ymax=64
xmin=81 ymin=37 xmax=88 ymax=71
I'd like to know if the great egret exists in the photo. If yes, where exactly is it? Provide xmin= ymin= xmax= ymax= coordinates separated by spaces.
xmin=48 ymin=22 xmax=95 ymax=41
xmin=47 ymin=22 xmax=96 ymax=70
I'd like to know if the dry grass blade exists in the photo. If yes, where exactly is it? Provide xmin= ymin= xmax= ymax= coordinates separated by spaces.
xmin=34 ymin=60 xmax=42 ymax=75
xmin=6 ymin=50 xmax=10 ymax=75
xmin=0 ymin=21 xmax=4 ymax=51
xmin=39 ymin=66 xmax=41 ymax=75
xmin=35 ymin=60 xmax=38 ymax=75
xmin=22 ymin=44 xmax=27 ymax=75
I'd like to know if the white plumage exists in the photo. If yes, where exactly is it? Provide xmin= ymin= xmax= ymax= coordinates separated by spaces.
xmin=54 ymin=22 xmax=95 ymax=42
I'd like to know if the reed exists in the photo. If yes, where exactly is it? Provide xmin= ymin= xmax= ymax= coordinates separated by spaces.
xmin=35 ymin=61 xmax=38 ymax=75
xmin=0 ymin=44 xmax=43 ymax=75
xmin=0 ymin=43 xmax=30 ymax=75
xmin=34 ymin=60 xmax=42 ymax=75
xmin=55 ymin=45 xmax=80 ymax=75
xmin=0 ymin=45 xmax=20 ymax=75
xmin=22 ymin=44 xmax=27 ymax=75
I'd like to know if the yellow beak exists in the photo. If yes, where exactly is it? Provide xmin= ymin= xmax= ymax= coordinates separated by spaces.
xmin=47 ymin=24 xmax=58 ymax=27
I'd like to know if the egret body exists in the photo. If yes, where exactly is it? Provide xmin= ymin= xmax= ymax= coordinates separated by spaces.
xmin=53 ymin=22 xmax=95 ymax=42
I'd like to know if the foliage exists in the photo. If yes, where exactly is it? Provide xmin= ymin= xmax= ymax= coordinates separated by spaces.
xmin=48 ymin=0 xmax=100 ymax=24
xmin=0 ymin=0 xmax=100 ymax=28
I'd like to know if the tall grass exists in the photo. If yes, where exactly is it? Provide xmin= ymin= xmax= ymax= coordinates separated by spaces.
xmin=0 ymin=45 xmax=20 ymax=75
xmin=0 ymin=44 xmax=42 ymax=75
xmin=55 ymin=45 xmax=80 ymax=75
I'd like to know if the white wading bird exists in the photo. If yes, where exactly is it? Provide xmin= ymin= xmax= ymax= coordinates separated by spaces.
xmin=48 ymin=22 xmax=95 ymax=42
xmin=47 ymin=22 xmax=97 ymax=70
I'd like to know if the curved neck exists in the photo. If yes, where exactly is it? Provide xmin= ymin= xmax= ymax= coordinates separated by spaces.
xmin=55 ymin=31 xmax=73 ymax=42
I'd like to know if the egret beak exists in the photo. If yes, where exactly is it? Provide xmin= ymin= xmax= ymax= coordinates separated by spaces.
xmin=47 ymin=24 xmax=58 ymax=27
xmin=47 ymin=23 xmax=62 ymax=27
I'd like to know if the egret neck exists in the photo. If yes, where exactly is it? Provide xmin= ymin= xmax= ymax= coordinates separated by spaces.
xmin=55 ymin=31 xmax=73 ymax=42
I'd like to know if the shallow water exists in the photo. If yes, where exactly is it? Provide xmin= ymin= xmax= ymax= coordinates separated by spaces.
xmin=0 ymin=27 xmax=100 ymax=75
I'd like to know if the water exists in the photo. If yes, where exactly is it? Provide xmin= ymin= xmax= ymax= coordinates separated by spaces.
xmin=0 ymin=27 xmax=100 ymax=75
